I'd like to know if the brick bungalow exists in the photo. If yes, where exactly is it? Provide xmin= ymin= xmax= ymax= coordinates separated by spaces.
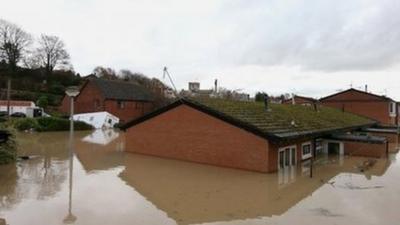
xmin=59 ymin=78 xmax=154 ymax=123
xmin=320 ymin=88 xmax=399 ymax=126
xmin=282 ymin=95 xmax=317 ymax=106
xmin=121 ymin=98 xmax=385 ymax=173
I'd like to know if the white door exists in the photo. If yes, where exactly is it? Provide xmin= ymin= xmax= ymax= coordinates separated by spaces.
xmin=278 ymin=146 xmax=297 ymax=170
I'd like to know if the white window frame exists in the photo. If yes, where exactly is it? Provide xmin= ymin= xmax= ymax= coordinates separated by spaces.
xmin=301 ymin=142 xmax=312 ymax=160
xmin=278 ymin=145 xmax=297 ymax=170
xmin=389 ymin=102 xmax=396 ymax=117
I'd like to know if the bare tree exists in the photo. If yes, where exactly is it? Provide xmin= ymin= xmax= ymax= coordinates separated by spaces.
xmin=0 ymin=19 xmax=32 ymax=71
xmin=93 ymin=66 xmax=118 ymax=80
xmin=35 ymin=34 xmax=70 ymax=75
xmin=22 ymin=50 xmax=41 ymax=69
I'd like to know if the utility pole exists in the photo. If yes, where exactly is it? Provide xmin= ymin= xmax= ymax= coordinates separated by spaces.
xmin=6 ymin=78 xmax=11 ymax=119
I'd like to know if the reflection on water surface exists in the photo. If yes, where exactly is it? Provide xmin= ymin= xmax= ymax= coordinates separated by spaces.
xmin=0 ymin=130 xmax=399 ymax=225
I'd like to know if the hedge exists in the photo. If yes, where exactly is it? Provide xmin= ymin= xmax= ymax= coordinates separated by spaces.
xmin=0 ymin=131 xmax=17 ymax=164
xmin=7 ymin=117 xmax=93 ymax=132
xmin=36 ymin=117 xmax=93 ymax=131
xmin=13 ymin=118 xmax=40 ymax=131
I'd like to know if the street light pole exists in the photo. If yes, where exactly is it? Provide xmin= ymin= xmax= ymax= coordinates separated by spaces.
xmin=63 ymin=86 xmax=80 ymax=224
xmin=70 ymin=96 xmax=74 ymax=133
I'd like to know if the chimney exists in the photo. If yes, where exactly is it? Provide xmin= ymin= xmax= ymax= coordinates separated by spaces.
xmin=214 ymin=79 xmax=218 ymax=93
xmin=365 ymin=84 xmax=368 ymax=92
xmin=291 ymin=93 xmax=295 ymax=105
xmin=264 ymin=94 xmax=271 ymax=111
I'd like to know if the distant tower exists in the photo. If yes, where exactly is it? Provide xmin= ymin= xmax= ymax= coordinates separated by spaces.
xmin=214 ymin=79 xmax=218 ymax=93
xmin=188 ymin=82 xmax=200 ymax=92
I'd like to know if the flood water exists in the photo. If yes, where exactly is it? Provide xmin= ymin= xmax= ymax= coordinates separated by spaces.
xmin=0 ymin=130 xmax=400 ymax=225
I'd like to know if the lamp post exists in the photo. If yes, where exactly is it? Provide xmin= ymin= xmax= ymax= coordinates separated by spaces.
xmin=63 ymin=86 xmax=80 ymax=224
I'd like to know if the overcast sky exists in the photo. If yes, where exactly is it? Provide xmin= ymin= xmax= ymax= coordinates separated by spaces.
xmin=2 ymin=0 xmax=400 ymax=98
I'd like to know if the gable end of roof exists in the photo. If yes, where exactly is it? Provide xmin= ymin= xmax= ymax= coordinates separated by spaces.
xmin=120 ymin=99 xmax=278 ymax=141
xmin=320 ymin=88 xmax=393 ymax=102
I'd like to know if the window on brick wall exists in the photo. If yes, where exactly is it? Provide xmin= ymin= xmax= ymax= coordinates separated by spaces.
xmin=117 ymin=101 xmax=125 ymax=109
xmin=389 ymin=102 xmax=396 ymax=116
xmin=301 ymin=142 xmax=312 ymax=160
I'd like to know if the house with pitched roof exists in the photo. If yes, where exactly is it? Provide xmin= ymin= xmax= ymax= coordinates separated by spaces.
xmin=59 ymin=78 xmax=154 ymax=122
xmin=320 ymin=88 xmax=399 ymax=126
xmin=121 ymin=98 xmax=387 ymax=173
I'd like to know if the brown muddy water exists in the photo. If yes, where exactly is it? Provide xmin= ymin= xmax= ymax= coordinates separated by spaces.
xmin=0 ymin=130 xmax=400 ymax=225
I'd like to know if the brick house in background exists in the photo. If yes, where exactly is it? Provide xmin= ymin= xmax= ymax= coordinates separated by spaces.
xmin=320 ymin=88 xmax=399 ymax=126
xmin=59 ymin=78 xmax=154 ymax=123
xmin=282 ymin=95 xmax=317 ymax=106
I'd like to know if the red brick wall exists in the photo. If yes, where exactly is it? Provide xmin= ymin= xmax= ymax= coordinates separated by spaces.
xmin=125 ymin=104 xmax=271 ymax=172
xmin=59 ymin=80 xmax=154 ymax=122
xmin=367 ymin=132 xmax=399 ymax=143
xmin=59 ymin=81 xmax=105 ymax=114
xmin=344 ymin=141 xmax=387 ymax=158
xmin=367 ymin=132 xmax=399 ymax=152
xmin=104 ymin=100 xmax=153 ymax=123
xmin=321 ymin=90 xmax=394 ymax=125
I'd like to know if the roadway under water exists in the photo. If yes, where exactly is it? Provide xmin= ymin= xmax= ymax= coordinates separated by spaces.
xmin=0 ymin=130 xmax=399 ymax=225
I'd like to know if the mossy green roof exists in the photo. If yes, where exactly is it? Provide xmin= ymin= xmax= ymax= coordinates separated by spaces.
xmin=122 ymin=97 xmax=376 ymax=141
xmin=189 ymin=98 xmax=375 ymax=139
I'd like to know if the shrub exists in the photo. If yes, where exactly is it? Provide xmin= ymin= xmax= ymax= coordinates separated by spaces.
xmin=0 ymin=131 xmax=17 ymax=164
xmin=48 ymin=83 xmax=65 ymax=95
xmin=37 ymin=95 xmax=49 ymax=109
xmin=36 ymin=117 xmax=93 ymax=131
xmin=13 ymin=118 xmax=40 ymax=131
xmin=7 ymin=117 xmax=92 ymax=132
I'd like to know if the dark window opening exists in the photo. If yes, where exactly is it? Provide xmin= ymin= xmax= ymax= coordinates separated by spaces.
xmin=291 ymin=148 xmax=296 ymax=165
xmin=279 ymin=151 xmax=284 ymax=169
xmin=117 ymin=101 xmax=125 ymax=109
xmin=328 ymin=142 xmax=340 ymax=155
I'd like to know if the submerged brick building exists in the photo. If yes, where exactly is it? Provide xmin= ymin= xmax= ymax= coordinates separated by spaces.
xmin=59 ymin=78 xmax=154 ymax=123
xmin=122 ymin=98 xmax=386 ymax=173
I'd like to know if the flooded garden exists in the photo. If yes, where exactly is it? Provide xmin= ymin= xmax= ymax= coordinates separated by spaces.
xmin=1 ymin=130 xmax=400 ymax=225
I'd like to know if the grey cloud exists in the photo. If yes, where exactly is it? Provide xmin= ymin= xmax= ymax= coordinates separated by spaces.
xmin=220 ymin=0 xmax=400 ymax=71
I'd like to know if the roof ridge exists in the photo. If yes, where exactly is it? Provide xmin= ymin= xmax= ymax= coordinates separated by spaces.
xmin=320 ymin=88 xmax=393 ymax=101
xmin=90 ymin=78 xmax=153 ymax=101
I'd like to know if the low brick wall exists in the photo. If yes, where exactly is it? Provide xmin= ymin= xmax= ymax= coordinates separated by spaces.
xmin=367 ymin=132 xmax=399 ymax=152
xmin=344 ymin=141 xmax=387 ymax=158
xmin=125 ymin=105 xmax=271 ymax=173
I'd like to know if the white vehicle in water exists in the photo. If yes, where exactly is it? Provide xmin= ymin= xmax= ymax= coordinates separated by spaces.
xmin=73 ymin=111 xmax=119 ymax=129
